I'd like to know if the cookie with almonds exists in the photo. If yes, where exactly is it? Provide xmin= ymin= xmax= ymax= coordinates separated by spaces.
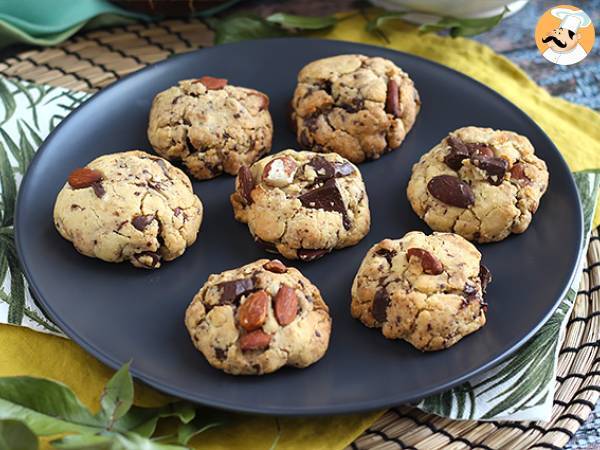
xmin=230 ymin=149 xmax=371 ymax=261
xmin=184 ymin=259 xmax=331 ymax=375
xmin=407 ymin=126 xmax=549 ymax=243
xmin=53 ymin=150 xmax=203 ymax=269
xmin=291 ymin=54 xmax=420 ymax=163
xmin=351 ymin=231 xmax=490 ymax=351
xmin=147 ymin=76 xmax=273 ymax=180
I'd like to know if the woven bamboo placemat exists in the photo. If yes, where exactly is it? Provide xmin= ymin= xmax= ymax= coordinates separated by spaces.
xmin=1 ymin=19 xmax=598 ymax=450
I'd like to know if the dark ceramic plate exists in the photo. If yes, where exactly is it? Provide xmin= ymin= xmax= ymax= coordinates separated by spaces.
xmin=15 ymin=38 xmax=583 ymax=416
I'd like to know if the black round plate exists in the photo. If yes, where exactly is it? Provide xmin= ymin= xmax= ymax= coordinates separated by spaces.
xmin=15 ymin=38 xmax=583 ymax=416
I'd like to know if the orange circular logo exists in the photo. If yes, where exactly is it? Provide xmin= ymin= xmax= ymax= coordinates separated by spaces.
xmin=534 ymin=5 xmax=595 ymax=66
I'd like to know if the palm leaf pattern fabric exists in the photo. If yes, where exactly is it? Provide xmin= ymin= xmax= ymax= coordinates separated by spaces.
xmin=0 ymin=76 xmax=598 ymax=421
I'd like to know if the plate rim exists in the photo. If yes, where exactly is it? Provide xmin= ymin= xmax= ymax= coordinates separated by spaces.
xmin=14 ymin=37 xmax=585 ymax=416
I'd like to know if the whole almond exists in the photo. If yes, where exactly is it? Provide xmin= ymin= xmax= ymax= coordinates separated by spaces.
xmin=386 ymin=79 xmax=400 ymax=117
xmin=238 ymin=290 xmax=269 ymax=331
xmin=407 ymin=248 xmax=443 ymax=275
xmin=262 ymin=156 xmax=298 ymax=187
xmin=239 ymin=330 xmax=271 ymax=351
xmin=195 ymin=76 xmax=228 ymax=90
xmin=263 ymin=259 xmax=287 ymax=273
xmin=68 ymin=167 xmax=103 ymax=189
xmin=274 ymin=285 xmax=298 ymax=326
xmin=510 ymin=162 xmax=528 ymax=181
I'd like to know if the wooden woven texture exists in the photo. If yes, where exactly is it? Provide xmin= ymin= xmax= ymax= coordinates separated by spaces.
xmin=1 ymin=19 xmax=597 ymax=450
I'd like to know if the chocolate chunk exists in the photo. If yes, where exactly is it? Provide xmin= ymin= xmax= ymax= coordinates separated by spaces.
xmin=309 ymin=156 xmax=335 ymax=180
xmin=479 ymin=265 xmax=492 ymax=294
xmin=386 ymin=79 xmax=400 ymax=117
xmin=339 ymin=99 xmax=364 ymax=113
xmin=375 ymin=248 xmax=397 ymax=266
xmin=427 ymin=175 xmax=475 ymax=208
xmin=135 ymin=251 xmax=160 ymax=268
xmin=299 ymin=130 xmax=311 ymax=148
xmin=372 ymin=289 xmax=390 ymax=322
xmin=91 ymin=181 xmax=105 ymax=198
xmin=444 ymin=137 xmax=496 ymax=171
xmin=297 ymin=248 xmax=329 ymax=261
xmin=238 ymin=166 xmax=255 ymax=205
xmin=309 ymin=156 xmax=354 ymax=180
xmin=217 ymin=278 xmax=255 ymax=305
xmin=299 ymin=179 xmax=349 ymax=229
xmin=132 ymin=214 xmax=155 ymax=231
xmin=444 ymin=136 xmax=472 ymax=170
xmin=173 ymin=207 xmax=182 ymax=217
xmin=214 ymin=347 xmax=227 ymax=361
xmin=318 ymin=80 xmax=333 ymax=95
xmin=407 ymin=248 xmax=443 ymax=275
xmin=255 ymin=237 xmax=277 ymax=253
xmin=471 ymin=155 xmax=508 ymax=186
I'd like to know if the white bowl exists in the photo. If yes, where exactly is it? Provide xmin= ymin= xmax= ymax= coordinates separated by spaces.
xmin=370 ymin=0 xmax=529 ymax=22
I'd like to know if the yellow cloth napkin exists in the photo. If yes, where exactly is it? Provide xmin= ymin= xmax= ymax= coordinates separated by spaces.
xmin=2 ymin=14 xmax=600 ymax=450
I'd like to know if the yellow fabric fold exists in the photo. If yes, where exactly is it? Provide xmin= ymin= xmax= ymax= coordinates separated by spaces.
xmin=2 ymin=13 xmax=599 ymax=450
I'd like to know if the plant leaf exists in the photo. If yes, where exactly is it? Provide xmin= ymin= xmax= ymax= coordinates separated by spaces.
xmin=100 ymin=362 xmax=134 ymax=427
xmin=117 ymin=402 xmax=196 ymax=438
xmin=0 ymin=80 xmax=16 ymax=127
xmin=266 ymin=13 xmax=337 ymax=30
xmin=0 ymin=377 xmax=104 ymax=435
xmin=206 ymin=15 xmax=288 ymax=45
xmin=419 ymin=8 xmax=507 ymax=37
xmin=6 ymin=245 xmax=25 ymax=325
xmin=0 ymin=143 xmax=17 ymax=227
xmin=50 ymin=434 xmax=112 ymax=450
xmin=0 ymin=419 xmax=38 ymax=450
xmin=115 ymin=433 xmax=187 ymax=450
xmin=366 ymin=12 xmax=406 ymax=33
xmin=176 ymin=416 xmax=222 ymax=445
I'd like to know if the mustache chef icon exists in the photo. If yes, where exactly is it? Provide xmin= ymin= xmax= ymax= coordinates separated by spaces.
xmin=542 ymin=8 xmax=592 ymax=66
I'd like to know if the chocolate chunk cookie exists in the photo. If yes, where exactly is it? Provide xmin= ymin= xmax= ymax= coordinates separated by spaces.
xmin=351 ymin=232 xmax=489 ymax=351
xmin=53 ymin=150 xmax=203 ymax=269
xmin=291 ymin=54 xmax=420 ymax=163
xmin=407 ymin=127 xmax=549 ymax=243
xmin=230 ymin=149 xmax=370 ymax=261
xmin=147 ymin=76 xmax=273 ymax=180
xmin=185 ymin=259 xmax=331 ymax=375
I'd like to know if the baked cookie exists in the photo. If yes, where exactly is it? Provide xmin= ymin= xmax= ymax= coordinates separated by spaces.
xmin=54 ymin=150 xmax=203 ymax=269
xmin=351 ymin=232 xmax=490 ymax=351
xmin=185 ymin=259 xmax=331 ymax=375
xmin=291 ymin=54 xmax=420 ymax=164
xmin=407 ymin=127 xmax=549 ymax=243
xmin=230 ymin=149 xmax=370 ymax=261
xmin=147 ymin=76 xmax=273 ymax=180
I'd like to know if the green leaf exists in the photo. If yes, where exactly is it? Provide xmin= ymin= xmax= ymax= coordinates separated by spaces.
xmin=266 ymin=13 xmax=337 ymax=30
xmin=7 ymin=79 xmax=39 ymax=129
xmin=0 ymin=80 xmax=16 ymax=127
xmin=0 ymin=419 xmax=38 ymax=450
xmin=6 ymin=246 xmax=25 ymax=325
xmin=176 ymin=417 xmax=221 ymax=445
xmin=419 ymin=8 xmax=507 ymax=37
xmin=51 ymin=432 xmax=188 ymax=450
xmin=206 ymin=15 xmax=289 ymax=45
xmin=50 ymin=434 xmax=112 ymax=450
xmin=100 ymin=362 xmax=134 ymax=428
xmin=0 ymin=376 xmax=104 ymax=435
xmin=366 ymin=12 xmax=406 ymax=33
xmin=16 ymin=121 xmax=36 ymax=174
xmin=0 ymin=143 xmax=17 ymax=227
xmin=118 ymin=402 xmax=196 ymax=438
